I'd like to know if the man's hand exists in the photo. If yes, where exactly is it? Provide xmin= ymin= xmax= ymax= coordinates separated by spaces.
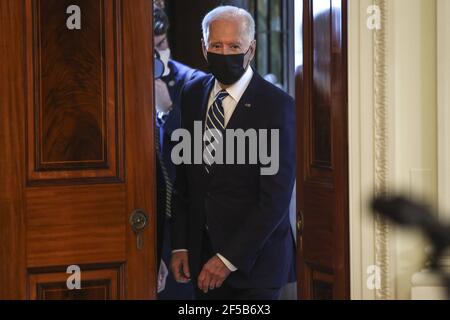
xmin=157 ymin=259 xmax=169 ymax=293
xmin=171 ymin=251 xmax=191 ymax=283
xmin=198 ymin=255 xmax=231 ymax=293
xmin=155 ymin=79 xmax=173 ymax=113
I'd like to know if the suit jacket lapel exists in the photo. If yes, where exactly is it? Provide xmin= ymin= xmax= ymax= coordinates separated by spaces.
xmin=194 ymin=75 xmax=215 ymax=179
xmin=225 ymin=72 xmax=259 ymax=130
xmin=196 ymin=75 xmax=215 ymax=124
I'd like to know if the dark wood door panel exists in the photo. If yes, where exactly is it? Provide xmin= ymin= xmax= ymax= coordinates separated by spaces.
xmin=1 ymin=0 xmax=156 ymax=300
xmin=297 ymin=0 xmax=349 ymax=300
xmin=0 ymin=0 xmax=28 ymax=300
xmin=120 ymin=0 xmax=157 ymax=300
xmin=27 ymin=224 xmax=126 ymax=268
xmin=26 ymin=0 xmax=124 ymax=185
xmin=26 ymin=179 xmax=127 ymax=268
xmin=26 ymin=185 xmax=125 ymax=227
xmin=35 ymin=0 xmax=106 ymax=164
xmin=28 ymin=264 xmax=125 ymax=300
xmin=302 ymin=186 xmax=333 ymax=267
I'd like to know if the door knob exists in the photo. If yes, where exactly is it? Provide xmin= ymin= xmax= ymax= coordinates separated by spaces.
xmin=130 ymin=209 xmax=149 ymax=250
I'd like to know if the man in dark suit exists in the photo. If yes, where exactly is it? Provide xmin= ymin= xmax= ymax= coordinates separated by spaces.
xmin=153 ymin=6 xmax=204 ymax=299
xmin=170 ymin=6 xmax=296 ymax=300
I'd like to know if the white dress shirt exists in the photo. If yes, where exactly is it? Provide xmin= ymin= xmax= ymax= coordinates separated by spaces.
xmin=172 ymin=67 xmax=254 ymax=273
xmin=206 ymin=66 xmax=254 ymax=127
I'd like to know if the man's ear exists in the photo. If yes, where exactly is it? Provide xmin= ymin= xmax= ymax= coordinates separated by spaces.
xmin=201 ymin=39 xmax=208 ymax=61
xmin=249 ymin=40 xmax=257 ymax=61
xmin=244 ymin=40 xmax=257 ymax=68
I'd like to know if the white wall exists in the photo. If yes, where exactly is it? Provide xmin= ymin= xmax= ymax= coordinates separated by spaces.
xmin=437 ymin=0 xmax=450 ymax=218
xmin=391 ymin=0 xmax=437 ymax=300
xmin=349 ymin=0 xmax=438 ymax=299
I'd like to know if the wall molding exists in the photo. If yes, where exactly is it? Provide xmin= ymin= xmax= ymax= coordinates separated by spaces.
xmin=349 ymin=0 xmax=394 ymax=300
xmin=372 ymin=0 xmax=391 ymax=300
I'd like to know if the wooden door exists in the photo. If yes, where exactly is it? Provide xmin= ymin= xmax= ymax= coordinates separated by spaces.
xmin=296 ymin=0 xmax=350 ymax=300
xmin=0 ymin=0 xmax=156 ymax=300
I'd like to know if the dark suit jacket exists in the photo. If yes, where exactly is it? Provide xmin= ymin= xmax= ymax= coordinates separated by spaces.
xmin=156 ymin=60 xmax=204 ymax=203
xmin=156 ymin=60 xmax=204 ymax=261
xmin=156 ymin=60 xmax=205 ymax=300
xmin=171 ymin=71 xmax=296 ymax=289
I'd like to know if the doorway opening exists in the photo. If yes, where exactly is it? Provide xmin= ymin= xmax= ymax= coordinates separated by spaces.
xmin=153 ymin=0 xmax=299 ymax=300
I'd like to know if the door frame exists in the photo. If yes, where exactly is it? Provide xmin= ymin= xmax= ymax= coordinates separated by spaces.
xmin=296 ymin=0 xmax=350 ymax=300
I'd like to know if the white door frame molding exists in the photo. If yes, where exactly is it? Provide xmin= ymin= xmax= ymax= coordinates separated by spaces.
xmin=348 ymin=0 xmax=396 ymax=300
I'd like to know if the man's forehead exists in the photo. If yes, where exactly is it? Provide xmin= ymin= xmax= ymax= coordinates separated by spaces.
xmin=208 ymin=37 xmax=243 ymax=44
xmin=209 ymin=18 xmax=243 ymax=31
xmin=208 ymin=19 xmax=245 ymax=42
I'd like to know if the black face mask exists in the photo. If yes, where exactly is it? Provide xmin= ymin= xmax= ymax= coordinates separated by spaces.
xmin=207 ymin=48 xmax=251 ymax=85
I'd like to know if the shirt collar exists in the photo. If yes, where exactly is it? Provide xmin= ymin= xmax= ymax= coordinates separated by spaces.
xmin=212 ymin=66 xmax=254 ymax=102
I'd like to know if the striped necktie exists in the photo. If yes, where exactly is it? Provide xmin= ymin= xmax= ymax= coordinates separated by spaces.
xmin=204 ymin=90 xmax=229 ymax=173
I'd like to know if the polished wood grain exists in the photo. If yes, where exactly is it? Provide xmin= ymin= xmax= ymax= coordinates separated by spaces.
xmin=122 ymin=0 xmax=157 ymax=299
xmin=37 ymin=0 xmax=105 ymax=164
xmin=311 ymin=0 xmax=332 ymax=167
xmin=26 ymin=184 xmax=125 ymax=227
xmin=28 ymin=223 xmax=126 ymax=267
xmin=297 ymin=0 xmax=350 ymax=300
xmin=28 ymin=264 xmax=124 ymax=300
xmin=27 ymin=0 xmax=124 ymax=184
xmin=0 ymin=0 xmax=28 ymax=300
xmin=1 ymin=0 xmax=156 ymax=300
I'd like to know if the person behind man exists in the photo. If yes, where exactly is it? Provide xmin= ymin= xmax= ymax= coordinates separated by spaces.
xmin=170 ymin=6 xmax=296 ymax=300
xmin=153 ymin=6 xmax=205 ymax=299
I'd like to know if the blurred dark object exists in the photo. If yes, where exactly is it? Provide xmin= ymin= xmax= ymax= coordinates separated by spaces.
xmin=154 ymin=0 xmax=165 ymax=10
xmin=154 ymin=50 xmax=165 ymax=79
xmin=153 ymin=7 xmax=169 ymax=79
xmin=154 ymin=6 xmax=169 ymax=36
xmin=372 ymin=196 xmax=450 ymax=247
xmin=372 ymin=195 xmax=450 ymax=299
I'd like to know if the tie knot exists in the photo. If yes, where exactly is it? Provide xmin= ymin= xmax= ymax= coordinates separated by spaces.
xmin=216 ymin=90 xmax=229 ymax=102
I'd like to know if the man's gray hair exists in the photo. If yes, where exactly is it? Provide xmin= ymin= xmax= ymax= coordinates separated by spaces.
xmin=202 ymin=6 xmax=255 ymax=46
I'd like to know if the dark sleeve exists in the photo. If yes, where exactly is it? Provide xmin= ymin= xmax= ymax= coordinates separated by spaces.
xmin=219 ymin=96 xmax=296 ymax=274
xmin=170 ymin=86 xmax=190 ymax=251
xmin=161 ymin=68 xmax=205 ymax=137
xmin=160 ymin=107 xmax=181 ymax=137
xmin=190 ymin=69 xmax=206 ymax=81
